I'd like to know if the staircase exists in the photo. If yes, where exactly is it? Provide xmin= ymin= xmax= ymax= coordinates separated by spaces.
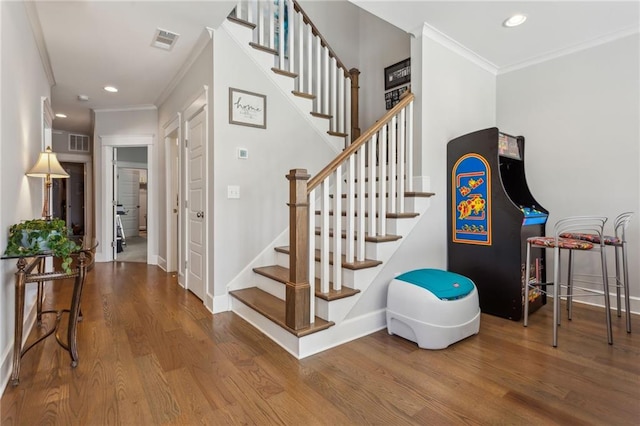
xmin=224 ymin=0 xmax=434 ymax=358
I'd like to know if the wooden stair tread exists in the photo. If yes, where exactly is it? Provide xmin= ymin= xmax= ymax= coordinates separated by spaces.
xmin=274 ymin=246 xmax=382 ymax=270
xmin=406 ymin=191 xmax=436 ymax=197
xmin=227 ymin=15 xmax=256 ymax=30
xmin=249 ymin=42 xmax=277 ymax=55
xmin=327 ymin=131 xmax=348 ymax=138
xmin=272 ymin=67 xmax=298 ymax=78
xmin=292 ymin=90 xmax=315 ymax=100
xmin=230 ymin=288 xmax=334 ymax=337
xmin=253 ymin=265 xmax=361 ymax=301
xmin=314 ymin=227 xmax=402 ymax=243
xmin=310 ymin=111 xmax=332 ymax=120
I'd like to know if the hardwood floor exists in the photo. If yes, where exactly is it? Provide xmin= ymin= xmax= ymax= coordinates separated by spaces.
xmin=2 ymin=262 xmax=639 ymax=425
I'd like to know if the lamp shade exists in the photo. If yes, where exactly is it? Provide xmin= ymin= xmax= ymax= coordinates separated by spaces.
xmin=26 ymin=146 xmax=69 ymax=178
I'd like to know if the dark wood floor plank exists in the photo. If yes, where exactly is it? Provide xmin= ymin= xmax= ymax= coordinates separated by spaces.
xmin=2 ymin=262 xmax=639 ymax=425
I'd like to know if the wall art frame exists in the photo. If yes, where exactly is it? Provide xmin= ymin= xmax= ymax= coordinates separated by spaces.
xmin=384 ymin=57 xmax=411 ymax=91
xmin=229 ymin=87 xmax=267 ymax=129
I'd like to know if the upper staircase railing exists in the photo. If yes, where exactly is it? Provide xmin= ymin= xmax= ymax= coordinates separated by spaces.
xmin=286 ymin=92 xmax=415 ymax=330
xmin=232 ymin=0 xmax=360 ymax=142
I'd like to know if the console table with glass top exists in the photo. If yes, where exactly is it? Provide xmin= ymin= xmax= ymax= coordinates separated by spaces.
xmin=2 ymin=243 xmax=96 ymax=386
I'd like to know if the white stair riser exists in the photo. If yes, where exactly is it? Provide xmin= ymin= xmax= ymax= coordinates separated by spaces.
xmin=254 ymin=273 xmax=286 ymax=300
xmin=314 ymin=214 xmax=415 ymax=235
xmin=315 ymin=296 xmax=358 ymax=322
xmin=312 ymin=234 xmax=396 ymax=261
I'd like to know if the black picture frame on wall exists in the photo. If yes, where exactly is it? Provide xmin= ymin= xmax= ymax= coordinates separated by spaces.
xmin=384 ymin=58 xmax=411 ymax=91
xmin=385 ymin=85 xmax=410 ymax=110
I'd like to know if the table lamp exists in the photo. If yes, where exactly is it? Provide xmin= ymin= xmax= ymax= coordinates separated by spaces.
xmin=26 ymin=146 xmax=69 ymax=220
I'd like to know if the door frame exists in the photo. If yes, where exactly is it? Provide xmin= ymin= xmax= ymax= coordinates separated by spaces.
xmin=57 ymin=153 xmax=93 ymax=244
xmin=98 ymin=135 xmax=155 ymax=263
xmin=162 ymin=114 xmax=181 ymax=275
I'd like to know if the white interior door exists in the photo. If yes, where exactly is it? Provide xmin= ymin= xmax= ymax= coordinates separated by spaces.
xmin=186 ymin=109 xmax=206 ymax=301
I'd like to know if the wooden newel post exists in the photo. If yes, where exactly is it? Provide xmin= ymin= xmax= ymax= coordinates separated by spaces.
xmin=349 ymin=67 xmax=361 ymax=142
xmin=285 ymin=169 xmax=311 ymax=330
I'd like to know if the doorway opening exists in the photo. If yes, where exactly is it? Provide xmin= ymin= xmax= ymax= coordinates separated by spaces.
xmin=115 ymin=147 xmax=148 ymax=263
xmin=52 ymin=162 xmax=86 ymax=237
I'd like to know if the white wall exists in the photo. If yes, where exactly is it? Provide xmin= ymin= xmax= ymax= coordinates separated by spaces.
xmin=356 ymin=9 xmax=411 ymax=129
xmin=0 ymin=1 xmax=53 ymax=391
xmin=497 ymin=34 xmax=640 ymax=311
xmin=92 ymin=108 xmax=157 ymax=261
xmin=157 ymin=32 xmax=215 ymax=278
xmin=416 ymin=26 xmax=497 ymax=269
xmin=347 ymin=25 xmax=497 ymax=318
xmin=297 ymin=0 xmax=412 ymax=131
xmin=211 ymin=25 xmax=337 ymax=309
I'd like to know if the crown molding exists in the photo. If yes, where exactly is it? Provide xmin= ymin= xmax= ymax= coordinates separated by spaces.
xmin=93 ymin=104 xmax=157 ymax=113
xmin=155 ymin=27 xmax=215 ymax=106
xmin=498 ymin=26 xmax=640 ymax=75
xmin=416 ymin=22 xmax=498 ymax=75
xmin=24 ymin=2 xmax=55 ymax=86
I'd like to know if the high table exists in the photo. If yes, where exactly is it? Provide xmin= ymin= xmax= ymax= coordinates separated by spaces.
xmin=2 ymin=243 xmax=96 ymax=386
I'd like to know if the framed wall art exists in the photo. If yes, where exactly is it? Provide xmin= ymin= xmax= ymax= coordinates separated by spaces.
xmin=385 ymin=84 xmax=410 ymax=110
xmin=229 ymin=88 xmax=267 ymax=129
xmin=384 ymin=58 xmax=411 ymax=91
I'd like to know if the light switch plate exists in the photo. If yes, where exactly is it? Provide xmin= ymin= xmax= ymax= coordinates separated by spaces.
xmin=227 ymin=185 xmax=240 ymax=199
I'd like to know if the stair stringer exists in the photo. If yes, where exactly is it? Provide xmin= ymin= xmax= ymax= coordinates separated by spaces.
xmin=222 ymin=19 xmax=345 ymax=154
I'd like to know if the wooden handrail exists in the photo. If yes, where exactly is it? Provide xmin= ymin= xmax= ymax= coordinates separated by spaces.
xmin=307 ymin=92 xmax=414 ymax=192
xmin=293 ymin=0 xmax=351 ymax=77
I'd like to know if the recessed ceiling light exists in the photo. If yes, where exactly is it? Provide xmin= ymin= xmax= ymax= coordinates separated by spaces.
xmin=78 ymin=94 xmax=90 ymax=101
xmin=503 ymin=14 xmax=527 ymax=28
xmin=55 ymin=113 xmax=67 ymax=118
xmin=104 ymin=86 xmax=118 ymax=93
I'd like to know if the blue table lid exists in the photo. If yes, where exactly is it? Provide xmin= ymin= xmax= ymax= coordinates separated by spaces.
xmin=395 ymin=268 xmax=475 ymax=300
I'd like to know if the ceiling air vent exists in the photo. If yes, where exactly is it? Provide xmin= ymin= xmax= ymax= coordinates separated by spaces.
xmin=152 ymin=28 xmax=179 ymax=51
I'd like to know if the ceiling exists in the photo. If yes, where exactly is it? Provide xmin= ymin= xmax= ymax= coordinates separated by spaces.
xmin=32 ymin=1 xmax=639 ymax=136
xmin=351 ymin=1 xmax=639 ymax=70
xmin=33 ymin=1 xmax=236 ymax=135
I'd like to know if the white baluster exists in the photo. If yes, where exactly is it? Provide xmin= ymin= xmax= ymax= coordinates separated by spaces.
xmin=333 ymin=168 xmax=342 ymax=290
xmin=356 ymin=145 xmax=366 ymax=261
xmin=314 ymin=36 xmax=321 ymax=112
xmin=398 ymin=107 xmax=406 ymax=213
xmin=378 ymin=125 xmax=387 ymax=236
xmin=320 ymin=179 xmax=330 ymax=294
xmin=345 ymin=157 xmax=355 ymax=264
xmin=322 ymin=46 xmax=329 ymax=115
xmin=306 ymin=23 xmax=312 ymax=95
xmin=407 ymin=101 xmax=414 ymax=192
xmin=330 ymin=57 xmax=337 ymax=132
xmin=367 ymin=134 xmax=377 ymax=237
xmin=286 ymin=0 xmax=294 ymax=73
xmin=388 ymin=115 xmax=397 ymax=214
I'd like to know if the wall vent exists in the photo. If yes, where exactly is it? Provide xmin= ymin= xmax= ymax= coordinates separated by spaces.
xmin=152 ymin=28 xmax=179 ymax=50
xmin=69 ymin=134 xmax=90 ymax=152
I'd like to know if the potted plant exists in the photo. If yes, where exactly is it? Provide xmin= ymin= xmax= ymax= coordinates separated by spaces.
xmin=4 ymin=218 xmax=80 ymax=273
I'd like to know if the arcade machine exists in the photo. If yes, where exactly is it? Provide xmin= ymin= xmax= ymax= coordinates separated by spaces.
xmin=447 ymin=127 xmax=548 ymax=320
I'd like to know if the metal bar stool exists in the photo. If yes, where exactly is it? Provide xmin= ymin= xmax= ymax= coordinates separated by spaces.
xmin=524 ymin=216 xmax=611 ymax=347
xmin=560 ymin=212 xmax=633 ymax=333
